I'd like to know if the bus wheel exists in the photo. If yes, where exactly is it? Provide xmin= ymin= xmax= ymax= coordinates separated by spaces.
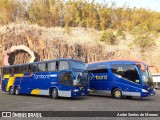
xmin=51 ymin=88 xmax=58 ymax=99
xmin=9 ymin=86 xmax=15 ymax=95
xmin=112 ymin=88 xmax=122 ymax=99
xmin=15 ymin=87 xmax=20 ymax=95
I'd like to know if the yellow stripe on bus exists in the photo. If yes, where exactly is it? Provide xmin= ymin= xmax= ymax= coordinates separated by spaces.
xmin=4 ymin=74 xmax=11 ymax=78
xmin=14 ymin=74 xmax=24 ymax=77
xmin=31 ymin=89 xmax=40 ymax=95
xmin=6 ymin=77 xmax=15 ymax=91
xmin=5 ymin=74 xmax=24 ymax=91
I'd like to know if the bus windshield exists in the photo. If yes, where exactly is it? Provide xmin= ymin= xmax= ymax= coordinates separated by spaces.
xmin=138 ymin=66 xmax=154 ymax=87
xmin=73 ymin=72 xmax=88 ymax=86
xmin=70 ymin=61 xmax=86 ymax=70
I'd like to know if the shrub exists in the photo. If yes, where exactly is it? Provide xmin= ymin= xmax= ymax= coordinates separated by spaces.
xmin=133 ymin=34 xmax=156 ymax=51
xmin=116 ymin=29 xmax=126 ymax=39
xmin=100 ymin=29 xmax=116 ymax=45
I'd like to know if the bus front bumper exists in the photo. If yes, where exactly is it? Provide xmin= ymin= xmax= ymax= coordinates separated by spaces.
xmin=72 ymin=88 xmax=90 ymax=97
xmin=141 ymin=88 xmax=156 ymax=97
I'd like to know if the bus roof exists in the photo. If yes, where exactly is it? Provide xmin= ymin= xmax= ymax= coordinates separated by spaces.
xmin=2 ymin=58 xmax=84 ymax=68
xmin=88 ymin=58 xmax=144 ymax=64
xmin=87 ymin=59 xmax=147 ymax=71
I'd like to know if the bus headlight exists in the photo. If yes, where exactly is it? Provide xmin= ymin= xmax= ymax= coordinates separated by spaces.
xmin=142 ymin=89 xmax=148 ymax=93
xmin=73 ymin=89 xmax=79 ymax=92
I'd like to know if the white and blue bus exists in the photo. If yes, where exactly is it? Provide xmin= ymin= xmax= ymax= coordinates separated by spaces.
xmin=1 ymin=58 xmax=89 ymax=98
xmin=87 ymin=59 xmax=156 ymax=99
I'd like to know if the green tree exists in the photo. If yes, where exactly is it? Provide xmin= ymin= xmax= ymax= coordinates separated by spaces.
xmin=0 ymin=0 xmax=160 ymax=35
xmin=0 ymin=0 xmax=18 ymax=24
xmin=28 ymin=0 xmax=48 ymax=26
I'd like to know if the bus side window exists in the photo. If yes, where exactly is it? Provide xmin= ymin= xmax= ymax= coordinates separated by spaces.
xmin=3 ymin=68 xmax=9 ymax=74
xmin=38 ymin=63 xmax=46 ymax=72
xmin=29 ymin=64 xmax=37 ymax=72
xmin=59 ymin=73 xmax=64 ymax=84
xmin=58 ymin=72 xmax=73 ymax=85
xmin=110 ymin=64 xmax=140 ymax=84
xmin=14 ymin=66 xmax=20 ymax=74
xmin=88 ymin=69 xmax=108 ymax=80
xmin=64 ymin=73 xmax=73 ymax=85
xmin=9 ymin=67 xmax=13 ymax=74
xmin=89 ymin=69 xmax=108 ymax=74
xmin=2 ymin=68 xmax=5 ymax=74
xmin=59 ymin=61 xmax=69 ymax=71
xmin=21 ymin=65 xmax=29 ymax=73
xmin=48 ymin=62 xmax=58 ymax=71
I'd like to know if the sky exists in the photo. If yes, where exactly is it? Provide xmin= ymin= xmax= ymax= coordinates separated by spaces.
xmin=94 ymin=0 xmax=160 ymax=12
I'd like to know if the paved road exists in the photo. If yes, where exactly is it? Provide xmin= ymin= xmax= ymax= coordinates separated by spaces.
xmin=0 ymin=90 xmax=160 ymax=119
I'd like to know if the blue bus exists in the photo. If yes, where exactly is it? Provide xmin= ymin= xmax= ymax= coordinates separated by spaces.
xmin=1 ymin=58 xmax=89 ymax=98
xmin=87 ymin=59 xmax=156 ymax=99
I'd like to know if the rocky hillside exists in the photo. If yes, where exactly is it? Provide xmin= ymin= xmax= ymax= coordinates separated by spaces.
xmin=0 ymin=23 xmax=160 ymax=72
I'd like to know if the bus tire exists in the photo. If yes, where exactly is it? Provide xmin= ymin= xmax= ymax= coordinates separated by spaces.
xmin=15 ymin=87 xmax=20 ymax=95
xmin=112 ymin=88 xmax=122 ymax=99
xmin=9 ymin=86 xmax=15 ymax=95
xmin=51 ymin=88 xmax=58 ymax=99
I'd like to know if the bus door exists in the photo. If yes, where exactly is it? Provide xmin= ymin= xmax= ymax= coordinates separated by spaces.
xmin=127 ymin=65 xmax=141 ymax=96
xmin=58 ymin=70 xmax=73 ymax=97
xmin=110 ymin=64 xmax=141 ymax=96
